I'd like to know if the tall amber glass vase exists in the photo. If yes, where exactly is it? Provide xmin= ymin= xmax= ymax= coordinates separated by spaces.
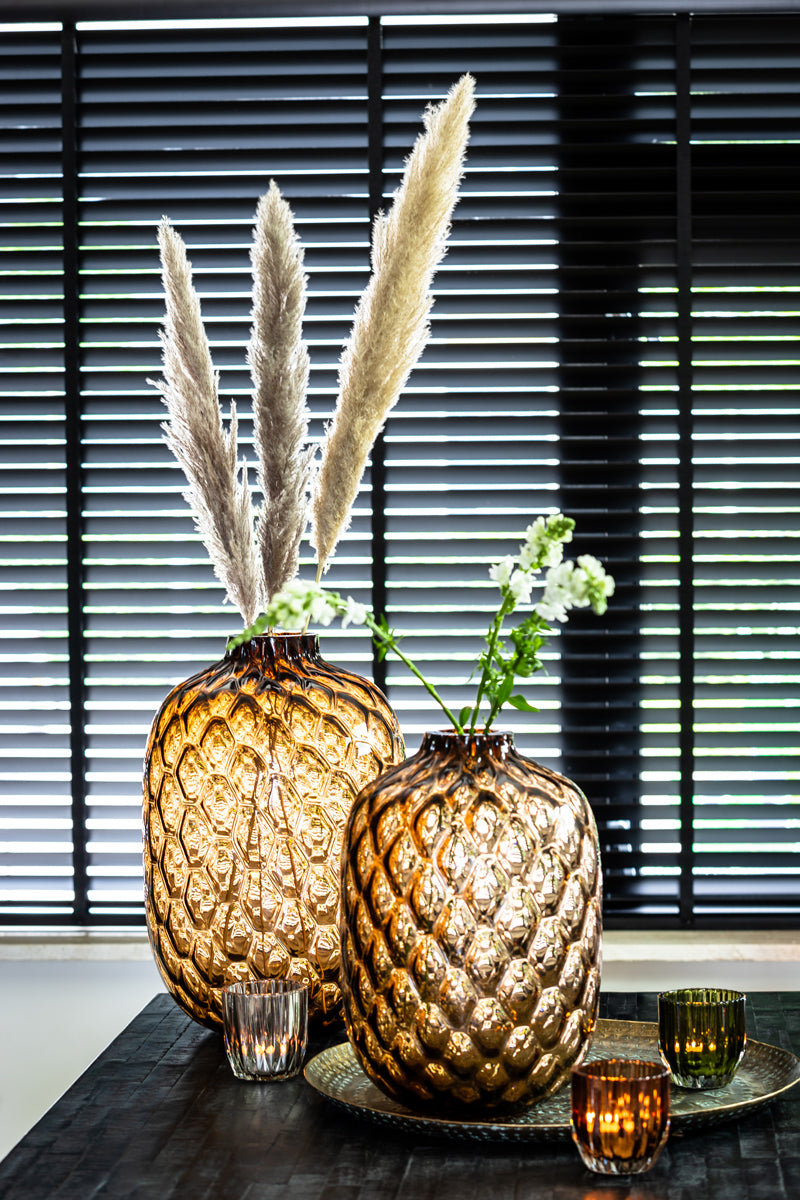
xmin=340 ymin=730 xmax=602 ymax=1113
xmin=143 ymin=633 xmax=403 ymax=1031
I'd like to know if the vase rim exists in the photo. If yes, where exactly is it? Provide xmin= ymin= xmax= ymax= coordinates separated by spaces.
xmin=229 ymin=630 xmax=317 ymax=640
xmin=420 ymin=728 xmax=515 ymax=752
xmin=227 ymin=630 xmax=319 ymax=646
xmin=226 ymin=631 xmax=321 ymax=662
xmin=425 ymin=727 xmax=514 ymax=737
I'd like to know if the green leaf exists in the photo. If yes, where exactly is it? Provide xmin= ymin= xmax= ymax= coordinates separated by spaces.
xmin=497 ymin=675 xmax=515 ymax=706
xmin=507 ymin=693 xmax=539 ymax=713
xmin=459 ymin=705 xmax=473 ymax=728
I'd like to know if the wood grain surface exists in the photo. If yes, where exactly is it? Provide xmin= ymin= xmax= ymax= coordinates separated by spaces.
xmin=1 ymin=991 xmax=798 ymax=1199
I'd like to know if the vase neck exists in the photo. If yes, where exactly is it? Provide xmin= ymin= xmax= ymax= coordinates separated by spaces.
xmin=420 ymin=729 xmax=515 ymax=760
xmin=226 ymin=632 xmax=321 ymax=669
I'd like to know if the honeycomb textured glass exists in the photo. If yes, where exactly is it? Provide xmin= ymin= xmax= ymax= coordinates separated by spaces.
xmin=143 ymin=634 xmax=404 ymax=1031
xmin=340 ymin=730 xmax=602 ymax=1113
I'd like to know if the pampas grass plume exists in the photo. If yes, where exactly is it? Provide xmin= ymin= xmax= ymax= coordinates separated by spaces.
xmin=311 ymin=73 xmax=476 ymax=574
xmin=151 ymin=220 xmax=262 ymax=625
xmin=249 ymin=182 xmax=314 ymax=602
xmin=151 ymin=74 xmax=476 ymax=633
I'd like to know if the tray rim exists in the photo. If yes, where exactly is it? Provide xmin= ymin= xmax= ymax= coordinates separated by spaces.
xmin=303 ymin=1018 xmax=800 ymax=1142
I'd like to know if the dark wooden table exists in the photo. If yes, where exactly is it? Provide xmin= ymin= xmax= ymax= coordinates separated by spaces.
xmin=1 ymin=991 xmax=798 ymax=1199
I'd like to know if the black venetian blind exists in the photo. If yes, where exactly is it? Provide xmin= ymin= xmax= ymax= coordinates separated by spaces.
xmin=0 ymin=7 xmax=798 ymax=928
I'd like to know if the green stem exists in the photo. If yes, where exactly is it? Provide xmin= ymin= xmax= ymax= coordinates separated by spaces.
xmin=481 ymin=644 xmax=523 ymax=734
xmin=367 ymin=616 xmax=465 ymax=734
xmin=468 ymin=617 xmax=500 ymax=733
xmin=468 ymin=599 xmax=512 ymax=735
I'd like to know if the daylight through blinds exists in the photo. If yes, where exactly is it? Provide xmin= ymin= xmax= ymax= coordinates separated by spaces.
xmin=0 ymin=8 xmax=798 ymax=927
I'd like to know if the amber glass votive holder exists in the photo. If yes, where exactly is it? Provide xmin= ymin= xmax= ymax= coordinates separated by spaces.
xmin=658 ymin=987 xmax=746 ymax=1090
xmin=222 ymin=980 xmax=309 ymax=1082
xmin=571 ymin=1059 xmax=671 ymax=1176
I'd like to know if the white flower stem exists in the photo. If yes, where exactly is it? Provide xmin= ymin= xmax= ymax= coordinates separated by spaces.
xmin=482 ymin=643 xmax=523 ymax=733
xmin=366 ymin=616 xmax=464 ymax=734
xmin=468 ymin=598 xmax=513 ymax=735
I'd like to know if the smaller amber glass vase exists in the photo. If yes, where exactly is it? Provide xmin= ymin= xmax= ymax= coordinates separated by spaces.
xmin=143 ymin=633 xmax=403 ymax=1032
xmin=340 ymin=729 xmax=602 ymax=1114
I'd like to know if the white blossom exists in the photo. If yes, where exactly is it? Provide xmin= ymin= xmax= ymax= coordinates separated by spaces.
xmin=577 ymin=554 xmax=615 ymax=615
xmin=262 ymin=578 xmax=337 ymax=630
xmin=489 ymin=555 xmax=534 ymax=607
xmin=534 ymin=561 xmax=585 ymax=623
xmin=518 ymin=512 xmax=574 ymax=572
xmin=261 ymin=582 xmax=307 ymax=630
xmin=258 ymin=578 xmax=372 ymax=633
xmin=508 ymin=569 xmax=534 ymax=604
xmin=488 ymin=555 xmax=515 ymax=589
xmin=341 ymin=596 xmax=369 ymax=628
xmin=534 ymin=555 xmax=615 ymax=623
xmin=227 ymin=509 xmax=616 ymax=740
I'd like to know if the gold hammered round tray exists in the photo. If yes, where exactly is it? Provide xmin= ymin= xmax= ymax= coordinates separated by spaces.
xmin=304 ymin=1018 xmax=800 ymax=1143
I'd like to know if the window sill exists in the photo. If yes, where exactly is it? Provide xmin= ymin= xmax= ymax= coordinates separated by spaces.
xmin=0 ymin=928 xmax=798 ymax=963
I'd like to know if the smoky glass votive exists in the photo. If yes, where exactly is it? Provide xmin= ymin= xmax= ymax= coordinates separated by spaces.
xmin=222 ymin=979 xmax=309 ymax=1082
xmin=658 ymin=987 xmax=746 ymax=1090
xmin=571 ymin=1059 xmax=671 ymax=1176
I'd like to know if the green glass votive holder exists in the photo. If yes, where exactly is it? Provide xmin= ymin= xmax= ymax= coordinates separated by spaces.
xmin=658 ymin=987 xmax=747 ymax=1090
